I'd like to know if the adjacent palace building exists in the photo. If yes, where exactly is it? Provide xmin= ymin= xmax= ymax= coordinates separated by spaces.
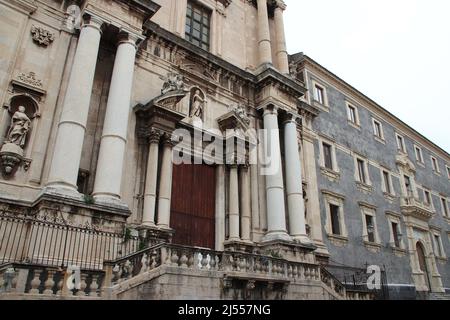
xmin=0 ymin=0 xmax=448 ymax=300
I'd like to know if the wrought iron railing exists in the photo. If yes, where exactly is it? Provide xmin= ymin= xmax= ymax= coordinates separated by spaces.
xmin=0 ymin=209 xmax=140 ymax=270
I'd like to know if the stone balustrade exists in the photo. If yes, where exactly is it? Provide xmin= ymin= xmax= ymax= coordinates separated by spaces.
xmin=0 ymin=264 xmax=104 ymax=298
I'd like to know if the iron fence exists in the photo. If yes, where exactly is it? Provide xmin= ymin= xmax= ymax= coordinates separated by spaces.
xmin=324 ymin=264 xmax=389 ymax=300
xmin=0 ymin=209 xmax=140 ymax=270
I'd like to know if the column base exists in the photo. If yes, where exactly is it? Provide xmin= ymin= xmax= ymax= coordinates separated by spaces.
xmin=42 ymin=185 xmax=83 ymax=201
xmin=92 ymin=194 xmax=129 ymax=211
xmin=292 ymin=234 xmax=313 ymax=245
xmin=261 ymin=231 xmax=292 ymax=243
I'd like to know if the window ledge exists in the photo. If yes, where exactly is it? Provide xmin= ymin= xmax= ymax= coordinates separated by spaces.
xmin=348 ymin=121 xmax=361 ymax=130
xmin=356 ymin=181 xmax=373 ymax=194
xmin=313 ymin=100 xmax=329 ymax=112
xmin=320 ymin=167 xmax=340 ymax=182
xmin=435 ymin=256 xmax=447 ymax=263
xmin=391 ymin=246 xmax=407 ymax=257
xmin=374 ymin=136 xmax=385 ymax=145
xmin=327 ymin=234 xmax=348 ymax=247
xmin=433 ymin=171 xmax=441 ymax=177
xmin=383 ymin=192 xmax=396 ymax=203
xmin=416 ymin=161 xmax=425 ymax=168
xmin=363 ymin=241 xmax=382 ymax=253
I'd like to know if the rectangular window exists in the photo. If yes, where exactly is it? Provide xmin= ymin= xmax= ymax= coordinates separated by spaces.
xmin=404 ymin=175 xmax=413 ymax=197
xmin=382 ymin=171 xmax=392 ymax=194
xmin=434 ymin=234 xmax=443 ymax=257
xmin=314 ymin=85 xmax=324 ymax=104
xmin=357 ymin=159 xmax=367 ymax=184
xmin=396 ymin=134 xmax=406 ymax=152
xmin=185 ymin=1 xmax=211 ymax=51
xmin=414 ymin=146 xmax=424 ymax=163
xmin=365 ymin=215 xmax=375 ymax=243
xmin=323 ymin=142 xmax=333 ymax=170
xmin=447 ymin=166 xmax=450 ymax=179
xmin=424 ymin=190 xmax=432 ymax=205
xmin=330 ymin=204 xmax=341 ymax=235
xmin=441 ymin=198 xmax=449 ymax=216
xmin=431 ymin=156 xmax=439 ymax=173
xmin=347 ymin=105 xmax=357 ymax=124
xmin=373 ymin=120 xmax=383 ymax=139
xmin=392 ymin=222 xmax=400 ymax=248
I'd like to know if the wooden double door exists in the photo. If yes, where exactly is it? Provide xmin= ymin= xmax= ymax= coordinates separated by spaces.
xmin=170 ymin=163 xmax=216 ymax=249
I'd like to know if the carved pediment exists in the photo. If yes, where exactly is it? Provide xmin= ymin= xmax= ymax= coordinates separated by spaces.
xmin=217 ymin=104 xmax=251 ymax=133
xmin=396 ymin=153 xmax=416 ymax=173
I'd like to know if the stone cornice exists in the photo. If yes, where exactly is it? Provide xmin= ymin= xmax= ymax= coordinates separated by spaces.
xmin=291 ymin=53 xmax=450 ymax=161
xmin=117 ymin=0 xmax=160 ymax=20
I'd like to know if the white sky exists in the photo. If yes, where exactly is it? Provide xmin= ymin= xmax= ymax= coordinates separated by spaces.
xmin=284 ymin=0 xmax=450 ymax=154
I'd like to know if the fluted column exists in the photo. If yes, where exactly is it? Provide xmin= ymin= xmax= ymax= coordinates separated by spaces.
xmin=239 ymin=165 xmax=251 ymax=242
xmin=228 ymin=165 xmax=240 ymax=241
xmin=256 ymin=0 xmax=273 ymax=66
xmin=262 ymin=105 xmax=290 ymax=242
xmin=157 ymin=135 xmax=174 ymax=229
xmin=274 ymin=0 xmax=289 ymax=74
xmin=93 ymin=32 xmax=140 ymax=201
xmin=283 ymin=113 xmax=309 ymax=243
xmin=142 ymin=131 xmax=161 ymax=227
xmin=47 ymin=16 xmax=104 ymax=191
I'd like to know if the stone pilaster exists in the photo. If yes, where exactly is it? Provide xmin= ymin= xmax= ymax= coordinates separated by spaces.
xmin=142 ymin=130 xmax=161 ymax=227
xmin=157 ymin=134 xmax=174 ymax=229
xmin=239 ymin=165 xmax=252 ymax=242
xmin=228 ymin=164 xmax=240 ymax=241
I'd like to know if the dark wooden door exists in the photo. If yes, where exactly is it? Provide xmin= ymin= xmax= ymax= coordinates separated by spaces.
xmin=171 ymin=163 xmax=216 ymax=249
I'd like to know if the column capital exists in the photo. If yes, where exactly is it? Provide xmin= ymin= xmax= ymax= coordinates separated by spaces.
xmin=261 ymin=104 xmax=279 ymax=117
xmin=282 ymin=112 xmax=302 ymax=126
xmin=161 ymin=132 xmax=175 ymax=148
xmin=117 ymin=30 xmax=145 ymax=48
xmin=148 ymin=129 xmax=161 ymax=144
xmin=81 ymin=13 xmax=105 ymax=33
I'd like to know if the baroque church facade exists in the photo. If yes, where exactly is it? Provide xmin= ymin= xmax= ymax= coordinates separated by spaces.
xmin=0 ymin=0 xmax=448 ymax=300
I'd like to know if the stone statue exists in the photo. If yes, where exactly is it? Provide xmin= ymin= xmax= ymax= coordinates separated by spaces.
xmin=161 ymin=73 xmax=186 ymax=95
xmin=190 ymin=89 xmax=205 ymax=119
xmin=6 ymin=106 xmax=31 ymax=148
xmin=232 ymin=104 xmax=251 ymax=126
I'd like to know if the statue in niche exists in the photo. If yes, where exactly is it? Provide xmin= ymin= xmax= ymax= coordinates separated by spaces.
xmin=6 ymin=106 xmax=31 ymax=148
xmin=189 ymin=88 xmax=205 ymax=119
xmin=161 ymin=73 xmax=186 ymax=95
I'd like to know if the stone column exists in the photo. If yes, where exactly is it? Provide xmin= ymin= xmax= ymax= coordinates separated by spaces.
xmin=142 ymin=131 xmax=161 ymax=227
xmin=228 ymin=165 xmax=240 ymax=241
xmin=93 ymin=32 xmax=140 ymax=201
xmin=47 ymin=16 xmax=104 ymax=192
xmin=262 ymin=105 xmax=290 ymax=242
xmin=283 ymin=113 xmax=309 ymax=243
xmin=256 ymin=0 xmax=273 ymax=66
xmin=157 ymin=135 xmax=174 ymax=229
xmin=240 ymin=165 xmax=252 ymax=242
xmin=215 ymin=165 xmax=226 ymax=250
xmin=274 ymin=0 xmax=289 ymax=74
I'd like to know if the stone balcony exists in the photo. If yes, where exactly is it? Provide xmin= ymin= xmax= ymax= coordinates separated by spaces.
xmin=400 ymin=196 xmax=434 ymax=220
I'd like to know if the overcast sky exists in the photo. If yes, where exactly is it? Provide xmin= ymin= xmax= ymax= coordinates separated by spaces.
xmin=284 ymin=0 xmax=450 ymax=154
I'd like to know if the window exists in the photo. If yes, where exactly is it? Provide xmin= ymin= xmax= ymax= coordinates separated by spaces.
xmin=314 ymin=85 xmax=324 ymax=104
xmin=441 ymin=197 xmax=449 ymax=217
xmin=185 ymin=1 xmax=211 ymax=51
xmin=323 ymin=142 xmax=333 ymax=170
xmin=392 ymin=222 xmax=401 ymax=248
xmin=433 ymin=234 xmax=443 ymax=257
xmin=347 ymin=104 xmax=359 ymax=125
xmin=357 ymin=159 xmax=367 ymax=184
xmin=365 ymin=215 xmax=375 ymax=243
xmin=404 ymin=175 xmax=413 ymax=197
xmin=423 ymin=190 xmax=432 ymax=206
xmin=396 ymin=134 xmax=406 ymax=152
xmin=372 ymin=119 xmax=384 ymax=140
xmin=414 ymin=146 xmax=424 ymax=163
xmin=431 ymin=156 xmax=440 ymax=173
xmin=77 ymin=169 xmax=89 ymax=195
xmin=382 ymin=170 xmax=392 ymax=195
xmin=330 ymin=204 xmax=341 ymax=236
xmin=446 ymin=165 xmax=450 ymax=179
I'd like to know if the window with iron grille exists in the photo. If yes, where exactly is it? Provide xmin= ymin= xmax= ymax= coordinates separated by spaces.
xmin=185 ymin=1 xmax=211 ymax=51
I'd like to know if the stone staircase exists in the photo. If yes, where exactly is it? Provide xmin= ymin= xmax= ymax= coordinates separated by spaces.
xmin=0 ymin=243 xmax=373 ymax=300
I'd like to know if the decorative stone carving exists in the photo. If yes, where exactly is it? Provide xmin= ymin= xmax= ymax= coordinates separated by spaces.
xmin=66 ymin=4 xmax=81 ymax=30
xmin=30 ymin=25 xmax=55 ymax=47
xmin=161 ymin=73 xmax=186 ymax=95
xmin=189 ymin=87 xmax=205 ymax=119
xmin=17 ymin=72 xmax=43 ymax=88
xmin=231 ymin=104 xmax=251 ymax=126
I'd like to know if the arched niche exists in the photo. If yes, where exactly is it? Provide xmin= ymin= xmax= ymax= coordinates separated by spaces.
xmin=189 ymin=86 xmax=206 ymax=121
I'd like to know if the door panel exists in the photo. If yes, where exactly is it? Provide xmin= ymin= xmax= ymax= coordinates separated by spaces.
xmin=171 ymin=164 xmax=216 ymax=249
